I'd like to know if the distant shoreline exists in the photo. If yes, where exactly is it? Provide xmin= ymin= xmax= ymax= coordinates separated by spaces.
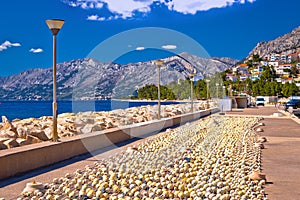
xmin=112 ymin=98 xmax=199 ymax=103
xmin=0 ymin=99 xmax=193 ymax=121
xmin=0 ymin=99 xmax=194 ymax=103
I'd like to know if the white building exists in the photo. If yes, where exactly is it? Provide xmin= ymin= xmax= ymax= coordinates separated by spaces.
xmin=280 ymin=54 xmax=287 ymax=63
xmin=276 ymin=64 xmax=292 ymax=75
xmin=268 ymin=61 xmax=279 ymax=67
xmin=270 ymin=54 xmax=280 ymax=61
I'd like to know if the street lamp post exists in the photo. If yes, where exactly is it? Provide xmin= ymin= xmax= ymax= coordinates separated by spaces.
xmin=190 ymin=74 xmax=195 ymax=113
xmin=206 ymin=79 xmax=210 ymax=100
xmin=205 ymin=79 xmax=210 ymax=109
xmin=216 ymin=83 xmax=219 ymax=99
xmin=155 ymin=60 xmax=163 ymax=120
xmin=222 ymin=85 xmax=226 ymax=98
xmin=46 ymin=19 xmax=64 ymax=142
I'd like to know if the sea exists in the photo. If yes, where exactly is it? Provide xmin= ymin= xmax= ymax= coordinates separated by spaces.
xmin=0 ymin=100 xmax=183 ymax=122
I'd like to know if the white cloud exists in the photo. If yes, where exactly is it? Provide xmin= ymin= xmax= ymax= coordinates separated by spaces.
xmin=87 ymin=15 xmax=106 ymax=21
xmin=0 ymin=40 xmax=21 ymax=51
xmin=29 ymin=48 xmax=43 ymax=53
xmin=81 ymin=2 xmax=89 ymax=9
xmin=65 ymin=0 xmax=104 ymax=9
xmin=63 ymin=0 xmax=256 ymax=20
xmin=87 ymin=14 xmax=99 ymax=20
xmin=136 ymin=46 xmax=145 ymax=51
xmin=95 ymin=2 xmax=103 ymax=8
xmin=165 ymin=0 xmax=255 ymax=14
xmin=162 ymin=44 xmax=177 ymax=50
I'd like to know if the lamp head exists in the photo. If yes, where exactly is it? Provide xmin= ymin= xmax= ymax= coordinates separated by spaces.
xmin=46 ymin=19 xmax=64 ymax=35
xmin=155 ymin=59 xmax=163 ymax=67
xmin=189 ymin=73 xmax=195 ymax=78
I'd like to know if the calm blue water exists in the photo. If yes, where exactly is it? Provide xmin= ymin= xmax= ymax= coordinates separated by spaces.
xmin=0 ymin=100 xmax=182 ymax=121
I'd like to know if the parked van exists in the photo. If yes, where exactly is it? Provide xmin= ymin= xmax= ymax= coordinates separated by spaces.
xmin=255 ymin=96 xmax=265 ymax=106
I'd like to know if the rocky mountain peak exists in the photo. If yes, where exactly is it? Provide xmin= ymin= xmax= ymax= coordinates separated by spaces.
xmin=247 ymin=26 xmax=300 ymax=59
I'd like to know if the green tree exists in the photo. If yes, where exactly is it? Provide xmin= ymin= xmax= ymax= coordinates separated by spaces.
xmin=207 ymin=73 xmax=224 ymax=98
xmin=138 ymin=84 xmax=176 ymax=100
xmin=220 ymin=71 xmax=227 ymax=82
xmin=138 ymin=84 xmax=156 ymax=100
xmin=291 ymin=65 xmax=299 ymax=77
xmin=168 ymin=79 xmax=190 ymax=100
xmin=263 ymin=82 xmax=272 ymax=96
xmin=194 ymin=80 xmax=207 ymax=99
xmin=252 ymin=54 xmax=262 ymax=62
xmin=261 ymin=65 xmax=276 ymax=82
xmin=251 ymin=81 xmax=260 ymax=97
xmin=161 ymin=85 xmax=176 ymax=100
xmin=282 ymin=82 xmax=300 ymax=97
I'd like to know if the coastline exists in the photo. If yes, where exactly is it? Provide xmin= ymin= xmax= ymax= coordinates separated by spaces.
xmin=0 ymin=99 xmax=195 ymax=122
xmin=0 ymin=102 xmax=214 ymax=150
xmin=112 ymin=98 xmax=201 ymax=103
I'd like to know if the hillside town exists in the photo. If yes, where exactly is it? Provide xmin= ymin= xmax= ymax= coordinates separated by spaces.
xmin=226 ymin=53 xmax=300 ymax=87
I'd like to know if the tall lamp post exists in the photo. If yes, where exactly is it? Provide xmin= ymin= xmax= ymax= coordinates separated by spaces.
xmin=155 ymin=60 xmax=163 ymax=120
xmin=46 ymin=19 xmax=64 ymax=142
xmin=206 ymin=79 xmax=210 ymax=100
xmin=222 ymin=85 xmax=226 ymax=98
xmin=190 ymin=73 xmax=195 ymax=113
xmin=216 ymin=83 xmax=219 ymax=99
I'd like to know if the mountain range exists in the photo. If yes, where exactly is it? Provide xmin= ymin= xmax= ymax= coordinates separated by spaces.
xmin=0 ymin=52 xmax=238 ymax=100
xmin=2 ymin=25 xmax=299 ymax=101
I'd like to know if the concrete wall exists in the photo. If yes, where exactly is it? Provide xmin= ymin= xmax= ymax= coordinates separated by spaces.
xmin=218 ymin=99 xmax=232 ymax=112
xmin=0 ymin=108 xmax=218 ymax=180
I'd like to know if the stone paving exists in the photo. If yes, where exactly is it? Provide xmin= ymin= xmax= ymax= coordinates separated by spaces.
xmin=227 ymin=106 xmax=300 ymax=200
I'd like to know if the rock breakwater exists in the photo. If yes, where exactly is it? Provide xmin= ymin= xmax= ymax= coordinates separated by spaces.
xmin=0 ymin=102 xmax=213 ymax=150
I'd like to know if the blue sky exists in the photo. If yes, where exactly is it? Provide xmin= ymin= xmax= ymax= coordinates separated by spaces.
xmin=0 ymin=0 xmax=300 ymax=76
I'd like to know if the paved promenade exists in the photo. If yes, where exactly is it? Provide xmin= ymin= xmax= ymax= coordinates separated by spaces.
xmin=0 ymin=106 xmax=299 ymax=199
xmin=227 ymin=106 xmax=300 ymax=200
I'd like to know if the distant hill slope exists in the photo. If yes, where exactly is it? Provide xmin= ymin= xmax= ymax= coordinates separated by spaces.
xmin=0 ymin=53 xmax=238 ymax=100
xmin=248 ymin=26 xmax=300 ymax=58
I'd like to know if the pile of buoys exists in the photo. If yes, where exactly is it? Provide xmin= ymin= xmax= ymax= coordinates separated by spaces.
xmin=20 ymin=116 xmax=267 ymax=199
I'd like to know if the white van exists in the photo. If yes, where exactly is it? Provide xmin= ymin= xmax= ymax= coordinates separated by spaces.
xmin=256 ymin=96 xmax=265 ymax=106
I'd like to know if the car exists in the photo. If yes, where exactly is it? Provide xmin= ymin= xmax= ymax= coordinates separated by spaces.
xmin=284 ymin=99 xmax=300 ymax=111
xmin=255 ymin=97 xmax=265 ymax=106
